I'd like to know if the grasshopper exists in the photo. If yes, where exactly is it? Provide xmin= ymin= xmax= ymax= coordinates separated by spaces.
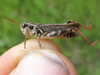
xmin=4 ymin=17 xmax=98 ymax=49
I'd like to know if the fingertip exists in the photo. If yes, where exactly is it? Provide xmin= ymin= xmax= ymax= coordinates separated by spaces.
xmin=0 ymin=38 xmax=61 ymax=75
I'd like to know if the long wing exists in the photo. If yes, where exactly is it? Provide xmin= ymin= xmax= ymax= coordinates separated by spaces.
xmin=39 ymin=23 xmax=81 ymax=32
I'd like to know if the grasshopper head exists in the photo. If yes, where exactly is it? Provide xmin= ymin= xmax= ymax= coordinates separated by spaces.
xmin=3 ymin=17 xmax=38 ymax=37
xmin=21 ymin=22 xmax=38 ymax=36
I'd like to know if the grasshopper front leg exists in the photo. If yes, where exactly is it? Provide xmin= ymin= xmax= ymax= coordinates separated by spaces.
xmin=24 ymin=36 xmax=28 ymax=49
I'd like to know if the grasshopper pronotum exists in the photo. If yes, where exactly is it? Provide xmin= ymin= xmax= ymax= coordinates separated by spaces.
xmin=4 ymin=17 xmax=98 ymax=49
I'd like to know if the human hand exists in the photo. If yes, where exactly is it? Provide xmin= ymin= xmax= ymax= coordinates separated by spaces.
xmin=0 ymin=38 xmax=77 ymax=75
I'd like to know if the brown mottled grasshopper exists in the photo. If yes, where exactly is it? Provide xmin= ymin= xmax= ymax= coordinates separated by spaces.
xmin=4 ymin=17 xmax=98 ymax=49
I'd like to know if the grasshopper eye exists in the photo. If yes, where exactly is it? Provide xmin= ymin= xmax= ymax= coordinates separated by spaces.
xmin=21 ymin=22 xmax=28 ymax=28
xmin=24 ymin=24 xmax=28 ymax=28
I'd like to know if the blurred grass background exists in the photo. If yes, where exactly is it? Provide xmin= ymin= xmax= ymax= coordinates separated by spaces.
xmin=0 ymin=0 xmax=100 ymax=75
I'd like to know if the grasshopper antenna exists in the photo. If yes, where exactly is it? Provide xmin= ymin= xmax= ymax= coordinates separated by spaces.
xmin=3 ymin=17 xmax=22 ymax=27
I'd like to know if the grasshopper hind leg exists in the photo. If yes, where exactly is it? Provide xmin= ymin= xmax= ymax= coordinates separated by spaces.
xmin=75 ymin=28 xmax=98 ymax=46
xmin=70 ymin=20 xmax=91 ymax=30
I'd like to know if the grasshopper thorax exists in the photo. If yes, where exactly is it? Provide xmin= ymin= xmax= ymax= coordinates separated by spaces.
xmin=20 ymin=22 xmax=38 ymax=36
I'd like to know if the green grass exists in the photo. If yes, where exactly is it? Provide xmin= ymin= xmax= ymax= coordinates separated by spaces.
xmin=0 ymin=0 xmax=100 ymax=75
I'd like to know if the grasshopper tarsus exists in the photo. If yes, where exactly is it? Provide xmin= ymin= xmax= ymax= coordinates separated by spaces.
xmin=91 ymin=40 xmax=99 ymax=46
xmin=24 ymin=46 xmax=26 ymax=49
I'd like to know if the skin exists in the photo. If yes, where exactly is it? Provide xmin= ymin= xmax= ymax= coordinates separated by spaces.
xmin=0 ymin=38 xmax=77 ymax=75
